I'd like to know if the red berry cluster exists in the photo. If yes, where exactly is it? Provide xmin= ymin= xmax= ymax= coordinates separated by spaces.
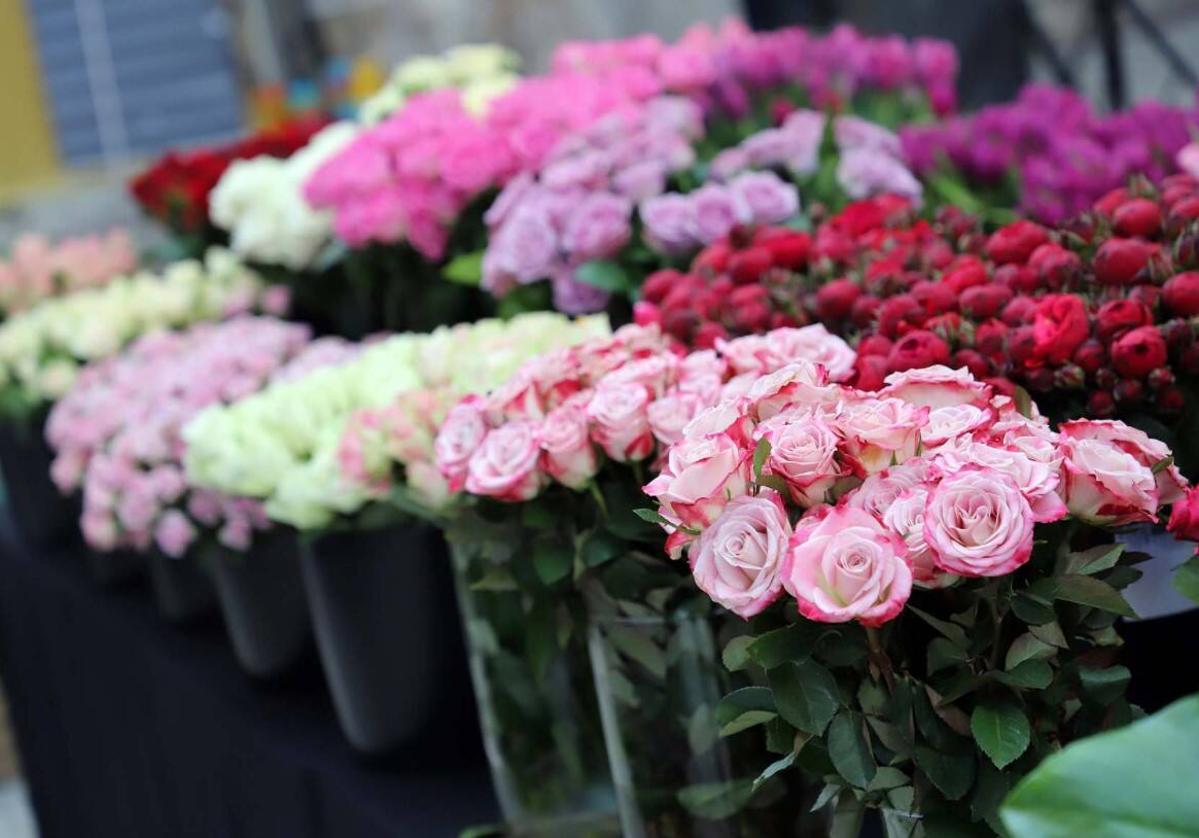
xmin=636 ymin=180 xmax=1199 ymax=425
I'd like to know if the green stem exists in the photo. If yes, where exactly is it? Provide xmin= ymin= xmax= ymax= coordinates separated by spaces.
xmin=988 ymin=598 xmax=1004 ymax=671
xmin=588 ymin=482 xmax=609 ymax=521
xmin=865 ymin=626 xmax=896 ymax=693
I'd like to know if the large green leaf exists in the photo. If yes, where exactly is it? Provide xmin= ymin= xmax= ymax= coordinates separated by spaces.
xmin=914 ymin=745 xmax=975 ymax=801
xmin=1173 ymin=555 xmax=1199 ymax=605
xmin=1051 ymin=574 xmax=1138 ymax=618
xmin=748 ymin=623 xmax=818 ymax=669
xmin=971 ymin=701 xmax=1030 ymax=769
xmin=575 ymin=260 xmax=631 ymax=293
xmin=442 ymin=250 xmax=484 ymax=285
xmin=716 ymin=687 xmax=777 ymax=736
xmin=1001 ymin=696 xmax=1199 ymax=838
xmin=769 ymin=659 xmax=841 ymax=735
xmin=676 ymin=779 xmax=755 ymax=820
xmin=827 ymin=711 xmax=876 ymax=788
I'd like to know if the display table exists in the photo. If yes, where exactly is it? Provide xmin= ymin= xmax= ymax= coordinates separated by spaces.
xmin=0 ymin=534 xmax=499 ymax=838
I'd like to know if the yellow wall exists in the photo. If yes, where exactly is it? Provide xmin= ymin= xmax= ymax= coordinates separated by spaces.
xmin=0 ymin=0 xmax=59 ymax=195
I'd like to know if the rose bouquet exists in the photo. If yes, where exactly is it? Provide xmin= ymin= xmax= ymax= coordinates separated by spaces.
xmin=902 ymin=84 xmax=1199 ymax=224
xmin=130 ymin=119 xmax=328 ymax=252
xmin=0 ymin=248 xmax=284 ymax=420
xmin=44 ymin=317 xmax=346 ymax=557
xmin=640 ymin=362 xmax=1192 ymax=832
xmin=0 ymin=229 xmax=137 ymax=317
xmin=182 ymin=313 xmax=608 ymax=532
xmin=358 ymin=43 xmax=521 ymax=124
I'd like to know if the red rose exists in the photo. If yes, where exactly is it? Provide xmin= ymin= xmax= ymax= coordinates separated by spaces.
xmin=1094 ymin=187 xmax=1130 ymax=217
xmin=1129 ymin=285 xmax=1161 ymax=309
xmin=911 ymin=280 xmax=958 ymax=315
xmin=1158 ymin=386 xmax=1186 ymax=414
xmin=769 ymin=311 xmax=800 ymax=329
xmin=850 ymin=295 xmax=882 ymax=329
xmin=815 ymin=278 xmax=862 ymax=320
xmin=940 ymin=255 xmax=989 ymax=294
xmin=857 ymin=334 xmax=893 ymax=357
xmin=1111 ymin=326 xmax=1168 ymax=378
xmin=985 ymin=220 xmax=1049 ymax=264
xmin=728 ymin=247 xmax=774 ymax=285
xmin=1028 ymin=243 xmax=1082 ymax=289
xmin=960 ymin=284 xmax=1013 ymax=320
xmin=921 ymin=239 xmax=955 ymax=270
xmin=693 ymin=321 xmax=729 ymax=349
xmin=1114 ymin=378 xmax=1145 ymax=405
xmin=1087 ymin=390 xmax=1117 ymax=418
xmin=953 ymin=348 xmax=991 ymax=379
xmin=1095 ymin=299 xmax=1153 ymax=342
xmin=1093 ymin=237 xmax=1160 ymax=285
xmin=878 ymin=295 xmax=925 ymax=338
xmin=1163 ymin=271 xmax=1199 ymax=316
xmin=1072 ymin=339 xmax=1107 ymax=374
xmin=756 ymin=229 xmax=811 ymax=270
xmin=974 ymin=319 xmax=1009 ymax=357
xmin=852 ymin=354 xmax=888 ymax=390
xmin=662 ymin=307 xmax=699 ymax=340
xmin=642 ymin=269 xmax=684 ymax=303
xmin=632 ymin=300 xmax=661 ymax=326
xmin=1001 ymin=296 xmax=1037 ymax=327
xmin=993 ymin=263 xmax=1038 ymax=295
xmin=1032 ymin=294 xmax=1090 ymax=365
xmin=1167 ymin=487 xmax=1199 ymax=543
xmin=692 ymin=241 xmax=732 ymax=275
xmin=985 ymin=376 xmax=1017 ymax=397
xmin=1167 ymin=197 xmax=1199 ymax=236
xmin=926 ymin=313 xmax=965 ymax=343
xmin=887 ymin=330 xmax=950 ymax=372
xmin=1113 ymin=198 xmax=1162 ymax=238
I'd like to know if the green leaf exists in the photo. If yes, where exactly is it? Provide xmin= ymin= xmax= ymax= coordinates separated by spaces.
xmin=757 ymin=474 xmax=791 ymax=495
xmin=1151 ymin=455 xmax=1174 ymax=475
xmin=769 ymin=659 xmax=840 ymax=736
xmin=721 ymin=635 xmax=754 ymax=672
xmin=868 ymin=767 xmax=910 ymax=792
xmin=676 ymin=779 xmax=755 ymax=820
xmin=1001 ymin=695 xmax=1199 ymax=838
xmin=606 ymin=624 xmax=668 ymax=679
xmin=1078 ymin=665 xmax=1131 ymax=705
xmin=1062 ymin=543 xmax=1125 ymax=576
xmin=752 ymin=437 xmax=771 ymax=482
xmin=1011 ymin=594 xmax=1056 ymax=626
xmin=752 ymin=749 xmax=797 ymax=792
xmin=1173 ymin=555 xmax=1199 ymax=605
xmin=996 ymin=659 xmax=1054 ymax=690
xmin=688 ymin=704 xmax=718 ymax=755
xmin=908 ymin=606 xmax=969 ymax=647
xmin=633 ymin=507 xmax=672 ymax=527
xmin=971 ymin=701 xmax=1031 ymax=769
xmin=532 ymin=540 xmax=573 ymax=585
xmin=915 ymin=745 xmax=976 ymax=801
xmin=469 ymin=567 xmax=518 ymax=592
xmin=1052 ymin=574 xmax=1138 ymax=618
xmin=1005 ymin=633 xmax=1056 ymax=671
xmin=442 ymin=250 xmax=484 ymax=285
xmin=748 ymin=623 xmax=818 ymax=669
xmin=716 ymin=687 xmax=777 ymax=736
xmin=579 ymin=529 xmax=626 ymax=568
xmin=1029 ymin=621 xmax=1068 ymax=650
xmin=827 ymin=711 xmax=876 ymax=788
xmin=575 ymin=260 xmax=631 ymax=293
xmin=928 ymin=637 xmax=970 ymax=675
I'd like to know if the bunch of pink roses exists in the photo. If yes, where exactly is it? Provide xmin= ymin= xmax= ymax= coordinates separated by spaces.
xmin=433 ymin=323 xmax=856 ymax=504
xmin=644 ymin=364 xmax=1188 ymax=623
xmin=46 ymin=317 xmax=354 ymax=556
xmin=0 ymin=229 xmax=137 ymax=315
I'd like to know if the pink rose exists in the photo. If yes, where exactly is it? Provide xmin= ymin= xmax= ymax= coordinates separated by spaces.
xmin=644 ymin=432 xmax=751 ymax=554
xmin=647 ymin=390 xmax=708 ymax=447
xmin=880 ymin=365 xmax=993 ymax=409
xmin=687 ymin=184 xmax=749 ymax=244
xmin=601 ymin=353 xmax=679 ymax=398
xmin=880 ymin=486 xmax=949 ymax=588
xmin=434 ymin=396 xmax=488 ymax=493
xmin=588 ymin=381 xmax=654 ymax=462
xmin=782 ymin=505 xmax=912 ymax=626
xmin=486 ymin=372 xmax=545 ymax=423
xmin=756 ymin=412 xmax=843 ymax=507
xmin=690 ymin=492 xmax=790 ymax=619
xmin=679 ymin=349 xmax=728 ymax=382
xmin=562 ymin=193 xmax=633 ymax=261
xmin=923 ymin=468 xmax=1034 ymax=577
xmin=920 ymin=403 xmax=995 ymax=449
xmin=682 ymin=401 xmax=755 ymax=448
xmin=933 ymin=439 xmax=1068 ymax=523
xmin=846 ymin=459 xmax=933 ymax=521
xmin=1059 ymin=420 xmax=1186 ymax=507
xmin=408 ymin=461 xmax=451 ymax=508
xmin=465 ymin=421 xmax=545 ymax=502
xmin=639 ymin=193 xmax=697 ymax=254
xmin=835 ymin=396 xmax=928 ymax=476
xmin=155 ymin=509 xmax=198 ymax=559
xmin=540 ymin=403 xmax=599 ymax=489
xmin=81 ymin=511 xmax=119 ymax=552
xmin=745 ymin=362 xmax=834 ymax=420
xmin=728 ymin=171 xmax=800 ymax=226
xmin=1059 ymin=437 xmax=1159 ymax=526
xmin=768 ymin=325 xmax=856 ymax=382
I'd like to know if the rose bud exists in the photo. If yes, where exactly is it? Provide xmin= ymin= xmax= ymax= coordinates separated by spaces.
xmin=1007 ymin=325 xmax=1039 ymax=368
xmin=878 ymin=294 xmax=925 ymax=338
xmin=757 ymin=229 xmax=811 ymax=270
xmin=1176 ymin=232 xmax=1199 ymax=270
xmin=1002 ymin=295 xmax=1037 ymax=326
xmin=1094 ymin=187 xmax=1130 ymax=217
xmin=927 ymin=312 xmax=966 ymax=344
xmin=857 ymin=334 xmax=894 ymax=357
xmin=769 ymin=311 xmax=800 ymax=329
xmin=1093 ymin=237 xmax=1160 ymax=285
xmin=894 ymin=270 xmax=926 ymax=294
xmin=1062 ymin=214 xmax=1097 ymax=245
xmin=734 ymin=302 xmax=771 ymax=331
xmin=986 ymin=220 xmax=1050 ymax=264
xmin=975 ymin=319 xmax=1010 ymax=356
xmin=693 ymin=321 xmax=728 ymax=349
xmin=1053 ymin=364 xmax=1086 ymax=390
xmin=1111 ymin=325 xmax=1169 ymax=378
xmin=642 ymin=268 xmax=683 ymax=303
xmin=1072 ymin=339 xmax=1107 ymax=374
xmin=1147 ymin=367 xmax=1175 ymax=391
xmin=993 ymin=263 xmax=1039 ymax=295
xmin=1025 ymin=367 xmax=1055 ymax=392
xmin=1114 ymin=378 xmax=1145 ymax=405
xmin=985 ymin=376 xmax=1017 ymax=397
xmin=1095 ymin=298 xmax=1153 ymax=342
xmin=1113 ymin=198 xmax=1162 ymax=238
xmin=850 ymin=294 xmax=882 ymax=329
xmin=692 ymin=241 xmax=732 ymax=276
xmin=941 ymin=255 xmax=989 ymax=293
xmin=1087 ymin=389 xmax=1117 ymax=418
xmin=1032 ymin=294 xmax=1090 ymax=365
xmin=728 ymin=246 xmax=775 ymax=285
xmin=953 ymin=348 xmax=991 ymax=379
xmin=1094 ymin=367 xmax=1118 ymax=390
xmin=1029 ymin=243 xmax=1082 ymax=289
xmin=922 ymin=240 xmax=955 ymax=270
xmin=912 ymin=280 xmax=958 ymax=315
xmin=959 ymin=231 xmax=988 ymax=254
xmin=815 ymin=278 xmax=862 ymax=320
xmin=852 ymin=354 xmax=889 ymax=390
xmin=1167 ymin=197 xmax=1199 ymax=237
xmin=1129 ymin=284 xmax=1161 ymax=309
xmin=632 ymin=300 xmax=661 ymax=327
xmin=1157 ymin=385 xmax=1186 ymax=414
xmin=662 ymin=307 xmax=699 ymax=340
xmin=960 ymin=284 xmax=1013 ymax=320
xmin=887 ymin=329 xmax=951 ymax=372
xmin=1163 ymin=271 xmax=1199 ymax=316
xmin=1162 ymin=318 xmax=1194 ymax=350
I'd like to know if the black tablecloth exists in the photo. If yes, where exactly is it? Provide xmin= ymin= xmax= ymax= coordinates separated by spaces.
xmin=0 ymin=535 xmax=500 ymax=838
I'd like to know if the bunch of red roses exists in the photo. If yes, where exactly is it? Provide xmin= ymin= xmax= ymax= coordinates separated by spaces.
xmin=636 ymin=180 xmax=1199 ymax=438
xmin=129 ymin=119 xmax=327 ymax=240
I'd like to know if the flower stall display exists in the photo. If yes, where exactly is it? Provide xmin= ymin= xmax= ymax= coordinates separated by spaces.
xmin=358 ymin=43 xmax=521 ymax=124
xmin=902 ymin=84 xmax=1199 ymax=224
xmin=0 ymin=248 xmax=284 ymax=420
xmin=640 ymin=363 xmax=1191 ymax=832
xmin=129 ymin=119 xmax=328 ymax=252
xmin=430 ymin=324 xmax=856 ymax=833
xmin=0 ymin=229 xmax=138 ymax=317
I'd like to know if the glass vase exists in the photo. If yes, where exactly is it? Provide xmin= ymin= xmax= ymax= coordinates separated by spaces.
xmin=588 ymin=612 xmax=820 ymax=838
xmin=449 ymin=535 xmax=618 ymax=837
